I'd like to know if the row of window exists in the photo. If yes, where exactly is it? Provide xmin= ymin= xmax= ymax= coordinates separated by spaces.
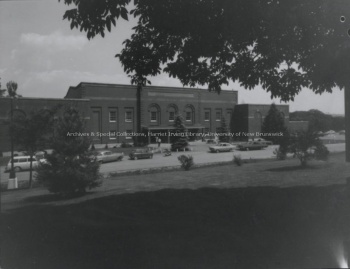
xmin=109 ymin=111 xmax=132 ymax=122
xmin=108 ymin=129 xmax=133 ymax=140
xmin=151 ymin=111 xmax=178 ymax=122
xmin=109 ymin=109 xmax=232 ymax=123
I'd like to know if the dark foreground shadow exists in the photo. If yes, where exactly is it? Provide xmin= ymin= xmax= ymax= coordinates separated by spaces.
xmin=23 ymin=190 xmax=95 ymax=204
xmin=265 ymin=164 xmax=320 ymax=172
xmin=2 ymin=185 xmax=350 ymax=269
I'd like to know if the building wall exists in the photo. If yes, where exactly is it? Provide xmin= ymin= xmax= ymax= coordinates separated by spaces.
xmin=232 ymin=104 xmax=290 ymax=140
xmin=0 ymin=83 xmax=291 ymax=152
xmin=69 ymin=83 xmax=238 ymax=144
xmin=247 ymin=104 xmax=289 ymax=136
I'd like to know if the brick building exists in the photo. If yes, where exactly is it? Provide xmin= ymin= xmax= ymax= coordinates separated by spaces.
xmin=231 ymin=104 xmax=290 ymax=140
xmin=0 ymin=82 xmax=292 ymax=152
xmin=65 ymin=83 xmax=239 ymax=144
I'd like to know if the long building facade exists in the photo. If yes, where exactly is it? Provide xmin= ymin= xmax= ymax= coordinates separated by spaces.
xmin=0 ymin=82 xmax=291 ymax=152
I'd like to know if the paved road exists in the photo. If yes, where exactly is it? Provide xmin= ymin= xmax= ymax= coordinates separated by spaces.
xmin=0 ymin=143 xmax=346 ymax=183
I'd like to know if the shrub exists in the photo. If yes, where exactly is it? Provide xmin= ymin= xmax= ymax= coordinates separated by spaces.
xmin=36 ymin=154 xmax=102 ymax=196
xmin=288 ymin=131 xmax=329 ymax=167
xmin=171 ymin=115 xmax=189 ymax=151
xmin=233 ymin=155 xmax=243 ymax=166
xmin=36 ymin=107 xmax=102 ymax=196
xmin=314 ymin=143 xmax=329 ymax=161
xmin=273 ymin=147 xmax=287 ymax=160
xmin=178 ymin=155 xmax=194 ymax=170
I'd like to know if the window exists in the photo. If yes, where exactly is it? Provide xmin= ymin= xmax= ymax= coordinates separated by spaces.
xmin=167 ymin=105 xmax=178 ymax=122
xmin=110 ymin=130 xmax=116 ymax=140
xmin=169 ymin=111 xmax=175 ymax=122
xmin=149 ymin=104 xmax=160 ymax=124
xmin=151 ymin=111 xmax=157 ymax=122
xmin=184 ymin=105 xmax=194 ymax=123
xmin=216 ymin=110 xmax=222 ymax=121
xmin=204 ymin=128 xmax=210 ymax=133
xmin=109 ymin=111 xmax=117 ymax=122
xmin=125 ymin=111 xmax=132 ymax=122
xmin=126 ymin=130 xmax=133 ymax=140
xmin=186 ymin=112 xmax=192 ymax=121
xmin=204 ymin=111 xmax=210 ymax=121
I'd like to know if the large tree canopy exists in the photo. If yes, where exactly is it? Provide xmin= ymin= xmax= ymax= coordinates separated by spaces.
xmin=60 ymin=0 xmax=350 ymax=101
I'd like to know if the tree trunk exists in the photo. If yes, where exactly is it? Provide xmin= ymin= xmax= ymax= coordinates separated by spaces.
xmin=345 ymin=84 xmax=350 ymax=162
xmin=136 ymin=83 xmax=142 ymax=146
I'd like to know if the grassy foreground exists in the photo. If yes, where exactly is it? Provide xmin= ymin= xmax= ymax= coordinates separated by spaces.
xmin=2 ymin=153 xmax=350 ymax=269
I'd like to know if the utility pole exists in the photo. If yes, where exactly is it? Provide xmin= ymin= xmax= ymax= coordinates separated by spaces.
xmin=10 ymin=97 xmax=15 ymax=177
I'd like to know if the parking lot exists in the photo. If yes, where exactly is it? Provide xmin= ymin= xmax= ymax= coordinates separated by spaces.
xmin=0 ymin=142 xmax=346 ymax=184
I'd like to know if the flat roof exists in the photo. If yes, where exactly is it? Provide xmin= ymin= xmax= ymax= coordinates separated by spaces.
xmin=236 ymin=103 xmax=289 ymax=107
xmin=74 ymin=82 xmax=238 ymax=93
xmin=0 ymin=96 xmax=90 ymax=102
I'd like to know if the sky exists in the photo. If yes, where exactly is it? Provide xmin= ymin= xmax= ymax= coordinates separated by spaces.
xmin=0 ymin=0 xmax=345 ymax=115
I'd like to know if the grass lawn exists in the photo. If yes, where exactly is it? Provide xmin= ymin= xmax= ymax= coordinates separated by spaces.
xmin=2 ymin=153 xmax=350 ymax=269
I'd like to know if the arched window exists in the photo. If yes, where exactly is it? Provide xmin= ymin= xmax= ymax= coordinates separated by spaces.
xmin=148 ymin=104 xmax=161 ymax=125
xmin=184 ymin=105 xmax=195 ymax=123
xmin=167 ymin=104 xmax=178 ymax=122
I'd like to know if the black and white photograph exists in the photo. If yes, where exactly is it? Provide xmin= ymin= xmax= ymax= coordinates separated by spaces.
xmin=1 ymin=0 xmax=350 ymax=268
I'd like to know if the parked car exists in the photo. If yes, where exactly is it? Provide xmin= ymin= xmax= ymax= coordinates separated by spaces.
xmin=5 ymin=156 xmax=39 ymax=172
xmin=129 ymin=149 xmax=153 ymax=160
xmin=325 ymin=130 xmax=336 ymax=135
xmin=237 ymin=141 xmax=265 ymax=151
xmin=209 ymin=143 xmax=235 ymax=153
xmin=250 ymin=138 xmax=273 ymax=147
xmin=92 ymin=151 xmax=124 ymax=163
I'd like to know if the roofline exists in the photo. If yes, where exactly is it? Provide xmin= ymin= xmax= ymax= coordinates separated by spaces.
xmin=74 ymin=82 xmax=238 ymax=93
xmin=0 ymin=97 xmax=90 ymax=102
xmin=236 ymin=103 xmax=289 ymax=107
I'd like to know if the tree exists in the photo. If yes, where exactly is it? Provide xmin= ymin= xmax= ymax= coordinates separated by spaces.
xmin=217 ymin=116 xmax=229 ymax=142
xmin=288 ymin=131 xmax=329 ymax=167
xmin=10 ymin=109 xmax=56 ymax=187
xmin=60 ymin=0 xmax=350 ymax=99
xmin=36 ymin=107 xmax=101 ymax=196
xmin=261 ymin=103 xmax=289 ymax=159
xmin=170 ymin=115 xmax=189 ymax=151
xmin=6 ymin=81 xmax=22 ymax=97
xmin=59 ymin=0 xmax=350 ymax=158
xmin=290 ymin=110 xmax=345 ymax=132
xmin=261 ymin=103 xmax=288 ymax=145
xmin=0 ymin=78 xmax=6 ymax=97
